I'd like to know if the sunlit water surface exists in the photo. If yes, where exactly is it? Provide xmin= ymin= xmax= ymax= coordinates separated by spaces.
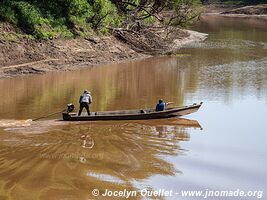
xmin=0 ymin=15 xmax=266 ymax=200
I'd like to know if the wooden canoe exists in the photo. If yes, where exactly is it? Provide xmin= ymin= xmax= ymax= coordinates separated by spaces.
xmin=62 ymin=102 xmax=202 ymax=121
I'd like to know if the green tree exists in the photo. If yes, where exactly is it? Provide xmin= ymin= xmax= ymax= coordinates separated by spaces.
xmin=111 ymin=0 xmax=201 ymax=29
xmin=0 ymin=0 xmax=201 ymax=39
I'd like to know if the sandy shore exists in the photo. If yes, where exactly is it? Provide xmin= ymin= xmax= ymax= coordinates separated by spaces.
xmin=202 ymin=4 xmax=267 ymax=19
xmin=0 ymin=28 xmax=207 ymax=79
xmin=203 ymin=12 xmax=267 ymax=20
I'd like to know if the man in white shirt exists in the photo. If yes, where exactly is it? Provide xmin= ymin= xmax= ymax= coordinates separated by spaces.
xmin=78 ymin=90 xmax=92 ymax=116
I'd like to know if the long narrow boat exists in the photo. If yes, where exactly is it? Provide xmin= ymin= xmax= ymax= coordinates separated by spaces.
xmin=62 ymin=102 xmax=202 ymax=121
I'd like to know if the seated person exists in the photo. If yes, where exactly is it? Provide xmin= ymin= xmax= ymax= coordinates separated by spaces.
xmin=156 ymin=99 xmax=166 ymax=111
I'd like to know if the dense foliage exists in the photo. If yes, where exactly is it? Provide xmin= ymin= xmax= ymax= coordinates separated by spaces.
xmin=0 ymin=0 xmax=200 ymax=39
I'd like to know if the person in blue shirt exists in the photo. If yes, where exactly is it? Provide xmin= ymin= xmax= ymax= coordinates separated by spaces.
xmin=155 ymin=99 xmax=174 ymax=111
xmin=156 ymin=99 xmax=166 ymax=111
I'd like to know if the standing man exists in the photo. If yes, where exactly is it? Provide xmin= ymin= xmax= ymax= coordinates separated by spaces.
xmin=78 ymin=90 xmax=92 ymax=116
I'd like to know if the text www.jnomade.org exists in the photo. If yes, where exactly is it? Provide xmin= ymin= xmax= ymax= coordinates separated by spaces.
xmin=91 ymin=188 xmax=263 ymax=199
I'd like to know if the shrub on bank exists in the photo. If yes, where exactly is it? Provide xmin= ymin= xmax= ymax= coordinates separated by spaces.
xmin=0 ymin=0 xmax=121 ymax=39
xmin=0 ymin=0 xmax=200 ymax=40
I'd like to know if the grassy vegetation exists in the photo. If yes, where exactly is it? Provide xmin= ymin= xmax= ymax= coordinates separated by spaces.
xmin=0 ymin=0 xmax=201 ymax=40
xmin=0 ymin=0 xmax=121 ymax=39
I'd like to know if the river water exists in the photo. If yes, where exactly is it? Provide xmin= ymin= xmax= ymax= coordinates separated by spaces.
xmin=0 ymin=15 xmax=266 ymax=200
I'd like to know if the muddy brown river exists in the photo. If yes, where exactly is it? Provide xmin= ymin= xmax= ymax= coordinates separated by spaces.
xmin=0 ymin=15 xmax=266 ymax=200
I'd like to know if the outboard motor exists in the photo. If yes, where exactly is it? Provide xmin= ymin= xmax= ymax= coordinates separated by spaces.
xmin=67 ymin=103 xmax=75 ymax=113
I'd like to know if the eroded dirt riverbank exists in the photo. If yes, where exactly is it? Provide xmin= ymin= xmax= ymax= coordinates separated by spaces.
xmin=0 ymin=23 xmax=207 ymax=79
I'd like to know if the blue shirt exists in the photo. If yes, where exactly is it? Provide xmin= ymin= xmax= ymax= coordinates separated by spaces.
xmin=156 ymin=102 xmax=166 ymax=111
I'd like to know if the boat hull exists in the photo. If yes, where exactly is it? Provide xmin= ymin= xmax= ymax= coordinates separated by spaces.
xmin=62 ymin=103 xmax=202 ymax=121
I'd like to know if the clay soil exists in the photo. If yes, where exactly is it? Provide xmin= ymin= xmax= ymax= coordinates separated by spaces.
xmin=0 ymin=23 xmax=207 ymax=79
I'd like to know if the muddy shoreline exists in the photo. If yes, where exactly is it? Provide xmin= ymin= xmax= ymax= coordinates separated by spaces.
xmin=0 ymin=27 xmax=207 ymax=79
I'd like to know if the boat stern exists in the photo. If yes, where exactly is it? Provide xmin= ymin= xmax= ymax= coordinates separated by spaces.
xmin=62 ymin=112 xmax=71 ymax=120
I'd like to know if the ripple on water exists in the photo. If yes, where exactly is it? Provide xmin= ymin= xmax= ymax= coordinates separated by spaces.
xmin=0 ymin=120 xmax=193 ymax=196
xmin=0 ymin=119 xmax=78 ymax=134
xmin=195 ymin=58 xmax=267 ymax=101
xmin=0 ymin=119 xmax=32 ymax=128
xmin=86 ymin=172 xmax=126 ymax=184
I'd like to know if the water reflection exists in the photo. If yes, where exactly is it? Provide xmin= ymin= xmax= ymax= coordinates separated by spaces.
xmin=0 ymin=58 xmax=193 ymax=119
xmin=196 ymin=15 xmax=267 ymax=41
xmin=0 ymin=119 xmax=200 ymax=199
xmin=1 ymin=52 xmax=266 ymax=120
